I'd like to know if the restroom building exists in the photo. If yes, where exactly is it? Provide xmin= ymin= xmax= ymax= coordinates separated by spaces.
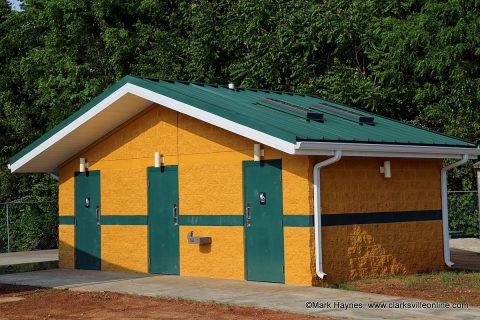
xmin=8 ymin=76 xmax=480 ymax=284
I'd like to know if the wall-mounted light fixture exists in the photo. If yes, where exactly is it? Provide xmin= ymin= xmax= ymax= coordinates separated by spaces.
xmin=380 ymin=160 xmax=391 ymax=178
xmin=79 ymin=158 xmax=86 ymax=172
xmin=154 ymin=152 xmax=164 ymax=167
xmin=253 ymin=144 xmax=264 ymax=161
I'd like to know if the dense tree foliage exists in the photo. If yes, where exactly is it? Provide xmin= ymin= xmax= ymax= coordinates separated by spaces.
xmin=0 ymin=0 xmax=479 ymax=249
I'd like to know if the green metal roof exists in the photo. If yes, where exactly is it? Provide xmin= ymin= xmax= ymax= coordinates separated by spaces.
xmin=9 ymin=75 xmax=477 ymax=167
xmin=140 ymin=77 xmax=475 ymax=146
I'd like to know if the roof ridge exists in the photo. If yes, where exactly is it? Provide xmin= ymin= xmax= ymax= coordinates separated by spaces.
xmin=133 ymin=76 xmax=307 ymax=97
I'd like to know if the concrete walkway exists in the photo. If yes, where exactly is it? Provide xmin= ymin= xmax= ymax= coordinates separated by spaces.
xmin=451 ymin=238 xmax=480 ymax=271
xmin=0 ymin=269 xmax=479 ymax=319
xmin=0 ymin=249 xmax=58 ymax=266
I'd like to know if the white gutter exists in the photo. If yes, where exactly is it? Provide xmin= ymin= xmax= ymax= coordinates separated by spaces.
xmin=295 ymin=141 xmax=480 ymax=159
xmin=313 ymin=150 xmax=342 ymax=279
xmin=441 ymin=154 xmax=469 ymax=267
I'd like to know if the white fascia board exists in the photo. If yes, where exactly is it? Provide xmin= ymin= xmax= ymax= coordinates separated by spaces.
xmin=9 ymin=86 xmax=132 ymax=173
xmin=9 ymin=83 xmax=296 ymax=173
xmin=295 ymin=141 xmax=480 ymax=159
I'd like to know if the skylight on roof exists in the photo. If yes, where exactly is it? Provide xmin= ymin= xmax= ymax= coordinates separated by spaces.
xmin=312 ymin=102 xmax=375 ymax=125
xmin=259 ymin=98 xmax=324 ymax=122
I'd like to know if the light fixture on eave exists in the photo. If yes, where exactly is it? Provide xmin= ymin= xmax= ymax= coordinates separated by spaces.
xmin=154 ymin=152 xmax=164 ymax=167
xmin=79 ymin=158 xmax=86 ymax=172
xmin=380 ymin=161 xmax=391 ymax=178
xmin=254 ymin=144 xmax=265 ymax=161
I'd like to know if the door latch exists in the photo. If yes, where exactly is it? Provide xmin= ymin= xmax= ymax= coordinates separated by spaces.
xmin=246 ymin=203 xmax=251 ymax=227
xmin=95 ymin=206 xmax=100 ymax=226
xmin=173 ymin=204 xmax=178 ymax=226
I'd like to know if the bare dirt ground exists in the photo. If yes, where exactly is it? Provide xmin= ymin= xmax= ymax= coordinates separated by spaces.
xmin=338 ymin=270 xmax=480 ymax=307
xmin=0 ymin=284 xmax=324 ymax=320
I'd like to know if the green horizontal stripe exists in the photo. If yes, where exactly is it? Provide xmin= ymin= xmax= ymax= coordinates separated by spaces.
xmin=283 ymin=211 xmax=442 ymax=227
xmin=58 ymin=216 xmax=75 ymax=225
xmin=179 ymin=215 xmax=244 ymax=226
xmin=58 ymin=211 xmax=442 ymax=227
xmin=101 ymin=215 xmax=148 ymax=225
xmin=322 ymin=210 xmax=442 ymax=226
xmin=283 ymin=215 xmax=314 ymax=227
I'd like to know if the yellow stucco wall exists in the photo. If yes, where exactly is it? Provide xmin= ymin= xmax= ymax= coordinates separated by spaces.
xmin=57 ymin=102 xmax=444 ymax=285
xmin=58 ymin=225 xmax=75 ymax=268
xmin=179 ymin=226 xmax=245 ymax=280
xmin=176 ymin=113 xmax=310 ymax=215
xmin=312 ymin=157 xmax=444 ymax=284
xmin=322 ymin=220 xmax=444 ymax=283
xmin=284 ymin=227 xmax=315 ymax=285
xmin=318 ymin=157 xmax=442 ymax=214
xmin=175 ymin=113 xmax=310 ymax=281
xmin=101 ymin=226 xmax=148 ymax=273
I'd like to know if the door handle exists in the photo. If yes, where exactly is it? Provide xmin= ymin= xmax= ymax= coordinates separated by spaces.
xmin=246 ymin=203 xmax=251 ymax=227
xmin=95 ymin=206 xmax=100 ymax=226
xmin=173 ymin=204 xmax=178 ymax=226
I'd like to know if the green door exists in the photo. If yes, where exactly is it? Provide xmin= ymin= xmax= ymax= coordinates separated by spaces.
xmin=243 ymin=159 xmax=285 ymax=283
xmin=148 ymin=166 xmax=180 ymax=274
xmin=75 ymin=171 xmax=101 ymax=270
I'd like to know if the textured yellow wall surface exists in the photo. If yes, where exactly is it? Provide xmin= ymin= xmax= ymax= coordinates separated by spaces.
xmin=56 ymin=101 xmax=444 ymax=285
xmin=284 ymin=227 xmax=314 ymax=285
xmin=59 ymin=106 xmax=178 ymax=216
xmin=177 ymin=112 xmax=250 ymax=215
xmin=306 ymin=157 xmax=444 ymax=283
xmin=179 ymin=226 xmax=245 ymax=280
xmin=322 ymin=220 xmax=444 ymax=283
xmin=317 ymin=157 xmax=442 ymax=214
xmin=101 ymin=226 xmax=148 ymax=273
xmin=58 ymin=225 xmax=75 ymax=268
xmin=59 ymin=161 xmax=77 ymax=216
xmin=177 ymin=113 xmax=311 ymax=215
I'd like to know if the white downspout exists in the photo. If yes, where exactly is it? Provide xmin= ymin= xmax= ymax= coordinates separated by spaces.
xmin=313 ymin=150 xmax=342 ymax=279
xmin=441 ymin=154 xmax=469 ymax=267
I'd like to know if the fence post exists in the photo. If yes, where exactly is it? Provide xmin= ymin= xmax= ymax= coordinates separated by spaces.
xmin=5 ymin=203 xmax=10 ymax=253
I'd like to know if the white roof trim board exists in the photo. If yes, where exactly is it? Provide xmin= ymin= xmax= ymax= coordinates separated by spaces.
xmin=9 ymin=83 xmax=480 ymax=173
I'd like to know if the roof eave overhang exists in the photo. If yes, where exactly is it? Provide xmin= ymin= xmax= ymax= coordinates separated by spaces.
xmin=294 ymin=141 xmax=480 ymax=159
xmin=8 ymin=82 xmax=297 ymax=173
xmin=8 ymin=78 xmax=479 ymax=173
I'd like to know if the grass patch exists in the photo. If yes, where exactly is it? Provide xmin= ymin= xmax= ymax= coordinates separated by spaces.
xmin=333 ymin=270 xmax=480 ymax=306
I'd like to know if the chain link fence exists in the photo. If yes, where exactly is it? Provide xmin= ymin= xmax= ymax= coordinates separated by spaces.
xmin=448 ymin=191 xmax=480 ymax=238
xmin=0 ymin=199 xmax=58 ymax=253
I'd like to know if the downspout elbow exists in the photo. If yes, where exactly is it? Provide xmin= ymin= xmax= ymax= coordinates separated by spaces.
xmin=441 ymin=154 xmax=469 ymax=268
xmin=313 ymin=150 xmax=342 ymax=279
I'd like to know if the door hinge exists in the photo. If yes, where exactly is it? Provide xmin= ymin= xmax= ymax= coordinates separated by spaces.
xmin=283 ymin=265 xmax=285 ymax=273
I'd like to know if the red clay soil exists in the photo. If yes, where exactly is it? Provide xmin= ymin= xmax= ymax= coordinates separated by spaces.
xmin=0 ymin=284 xmax=324 ymax=320
xmin=349 ymin=277 xmax=480 ymax=306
